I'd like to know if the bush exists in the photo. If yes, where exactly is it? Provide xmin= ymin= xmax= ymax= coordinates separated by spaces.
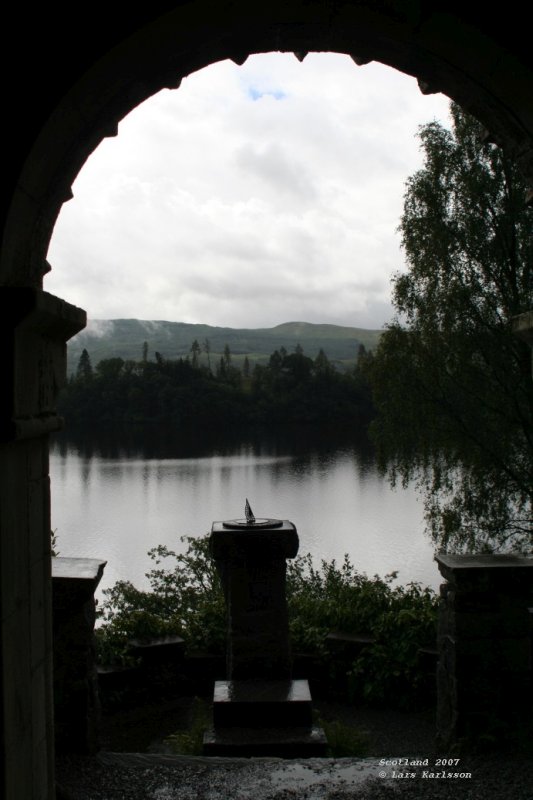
xmin=96 ymin=534 xmax=437 ymax=707
xmin=96 ymin=535 xmax=225 ymax=664
xmin=286 ymin=553 xmax=437 ymax=707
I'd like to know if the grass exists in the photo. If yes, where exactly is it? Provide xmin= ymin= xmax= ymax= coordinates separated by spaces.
xmin=163 ymin=697 xmax=211 ymax=755
xmin=318 ymin=717 xmax=369 ymax=757
xmin=162 ymin=698 xmax=370 ymax=758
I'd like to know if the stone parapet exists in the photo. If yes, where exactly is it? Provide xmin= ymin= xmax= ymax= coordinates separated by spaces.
xmin=52 ymin=557 xmax=106 ymax=754
xmin=436 ymin=554 xmax=533 ymax=749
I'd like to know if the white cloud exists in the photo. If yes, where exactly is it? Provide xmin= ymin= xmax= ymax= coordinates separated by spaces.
xmin=46 ymin=53 xmax=451 ymax=329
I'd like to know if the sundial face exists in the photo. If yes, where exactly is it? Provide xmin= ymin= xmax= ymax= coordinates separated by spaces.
xmin=222 ymin=498 xmax=283 ymax=529
xmin=222 ymin=518 xmax=283 ymax=529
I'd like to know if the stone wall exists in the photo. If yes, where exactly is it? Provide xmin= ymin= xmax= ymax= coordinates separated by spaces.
xmin=52 ymin=558 xmax=106 ymax=754
xmin=436 ymin=554 xmax=533 ymax=749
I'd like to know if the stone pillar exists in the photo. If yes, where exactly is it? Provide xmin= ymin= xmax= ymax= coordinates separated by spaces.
xmin=0 ymin=289 xmax=85 ymax=799
xmin=436 ymin=554 xmax=533 ymax=749
xmin=52 ymin=557 xmax=106 ymax=754
xmin=210 ymin=521 xmax=299 ymax=680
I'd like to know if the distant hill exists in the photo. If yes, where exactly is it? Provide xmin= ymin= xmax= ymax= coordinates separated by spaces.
xmin=66 ymin=318 xmax=383 ymax=375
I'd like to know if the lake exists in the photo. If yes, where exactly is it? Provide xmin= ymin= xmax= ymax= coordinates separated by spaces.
xmin=49 ymin=426 xmax=443 ymax=599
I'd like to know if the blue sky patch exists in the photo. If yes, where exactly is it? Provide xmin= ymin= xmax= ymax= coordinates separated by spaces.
xmin=248 ymin=87 xmax=286 ymax=101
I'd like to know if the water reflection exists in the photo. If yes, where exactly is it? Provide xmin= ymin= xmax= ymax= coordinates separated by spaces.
xmin=50 ymin=426 xmax=440 ymax=597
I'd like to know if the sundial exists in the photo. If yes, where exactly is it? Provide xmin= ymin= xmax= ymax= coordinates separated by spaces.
xmin=222 ymin=499 xmax=283 ymax=529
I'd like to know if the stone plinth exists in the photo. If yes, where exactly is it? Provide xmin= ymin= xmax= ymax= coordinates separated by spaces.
xmin=52 ymin=557 xmax=106 ymax=754
xmin=436 ymin=554 xmax=533 ymax=749
xmin=213 ymin=679 xmax=313 ymax=728
xmin=210 ymin=520 xmax=299 ymax=681
xmin=205 ymin=674 xmax=327 ymax=758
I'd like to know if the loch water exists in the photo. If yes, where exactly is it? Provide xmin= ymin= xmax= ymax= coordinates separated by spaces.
xmin=50 ymin=426 xmax=442 ymax=599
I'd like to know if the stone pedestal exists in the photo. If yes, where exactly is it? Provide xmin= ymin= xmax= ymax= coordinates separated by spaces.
xmin=206 ymin=518 xmax=327 ymax=757
xmin=52 ymin=557 xmax=106 ymax=754
xmin=210 ymin=520 xmax=299 ymax=680
xmin=436 ymin=554 xmax=533 ymax=749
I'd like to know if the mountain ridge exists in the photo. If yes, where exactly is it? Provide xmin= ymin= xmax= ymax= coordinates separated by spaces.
xmin=67 ymin=318 xmax=383 ymax=374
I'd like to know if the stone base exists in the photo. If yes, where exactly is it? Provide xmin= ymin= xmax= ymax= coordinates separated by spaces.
xmin=203 ymin=725 xmax=328 ymax=758
xmin=205 ymin=678 xmax=327 ymax=757
xmin=213 ymin=679 xmax=313 ymax=728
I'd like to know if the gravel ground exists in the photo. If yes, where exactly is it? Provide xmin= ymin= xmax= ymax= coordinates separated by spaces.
xmin=56 ymin=751 xmax=533 ymax=800
xmin=55 ymin=700 xmax=533 ymax=800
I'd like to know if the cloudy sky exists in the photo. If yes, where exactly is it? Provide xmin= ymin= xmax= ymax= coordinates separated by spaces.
xmin=45 ymin=53 xmax=451 ymax=330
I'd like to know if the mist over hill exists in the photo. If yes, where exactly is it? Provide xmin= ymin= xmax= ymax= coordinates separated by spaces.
xmin=67 ymin=318 xmax=382 ymax=375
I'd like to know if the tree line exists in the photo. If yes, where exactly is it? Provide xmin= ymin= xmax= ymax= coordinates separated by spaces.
xmin=60 ymin=341 xmax=374 ymax=429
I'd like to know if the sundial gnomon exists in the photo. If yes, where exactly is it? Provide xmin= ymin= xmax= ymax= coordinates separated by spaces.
xmin=222 ymin=499 xmax=283 ymax=529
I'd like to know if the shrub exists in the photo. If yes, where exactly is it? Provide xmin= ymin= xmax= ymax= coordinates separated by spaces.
xmin=96 ymin=535 xmax=225 ymax=664
xmin=96 ymin=534 xmax=437 ymax=707
xmin=286 ymin=553 xmax=437 ymax=707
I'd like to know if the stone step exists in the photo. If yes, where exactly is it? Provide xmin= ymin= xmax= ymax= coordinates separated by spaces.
xmin=213 ymin=679 xmax=313 ymax=728
xmin=203 ymin=725 xmax=328 ymax=758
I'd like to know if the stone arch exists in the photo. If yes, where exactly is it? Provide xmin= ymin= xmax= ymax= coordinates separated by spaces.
xmin=3 ymin=1 xmax=533 ymax=291
xmin=2 ymin=4 xmax=533 ymax=796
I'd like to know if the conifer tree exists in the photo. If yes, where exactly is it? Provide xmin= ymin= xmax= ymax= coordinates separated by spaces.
xmin=76 ymin=348 xmax=93 ymax=382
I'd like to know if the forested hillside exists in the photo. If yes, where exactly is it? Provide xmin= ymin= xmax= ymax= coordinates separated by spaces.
xmin=60 ymin=343 xmax=374 ymax=429
xmin=66 ymin=319 xmax=382 ymax=376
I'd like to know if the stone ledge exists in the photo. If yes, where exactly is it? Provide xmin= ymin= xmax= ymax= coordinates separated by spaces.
xmin=52 ymin=557 xmax=107 ymax=607
xmin=0 ymin=287 xmax=86 ymax=336
xmin=436 ymin=554 xmax=533 ymax=583
xmin=0 ymin=288 xmax=86 ymax=441
xmin=203 ymin=724 xmax=328 ymax=758
xmin=52 ymin=557 xmax=107 ymax=584
xmin=8 ymin=413 xmax=64 ymax=440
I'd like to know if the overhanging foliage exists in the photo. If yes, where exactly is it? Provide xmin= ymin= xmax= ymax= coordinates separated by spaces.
xmin=368 ymin=105 xmax=532 ymax=551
